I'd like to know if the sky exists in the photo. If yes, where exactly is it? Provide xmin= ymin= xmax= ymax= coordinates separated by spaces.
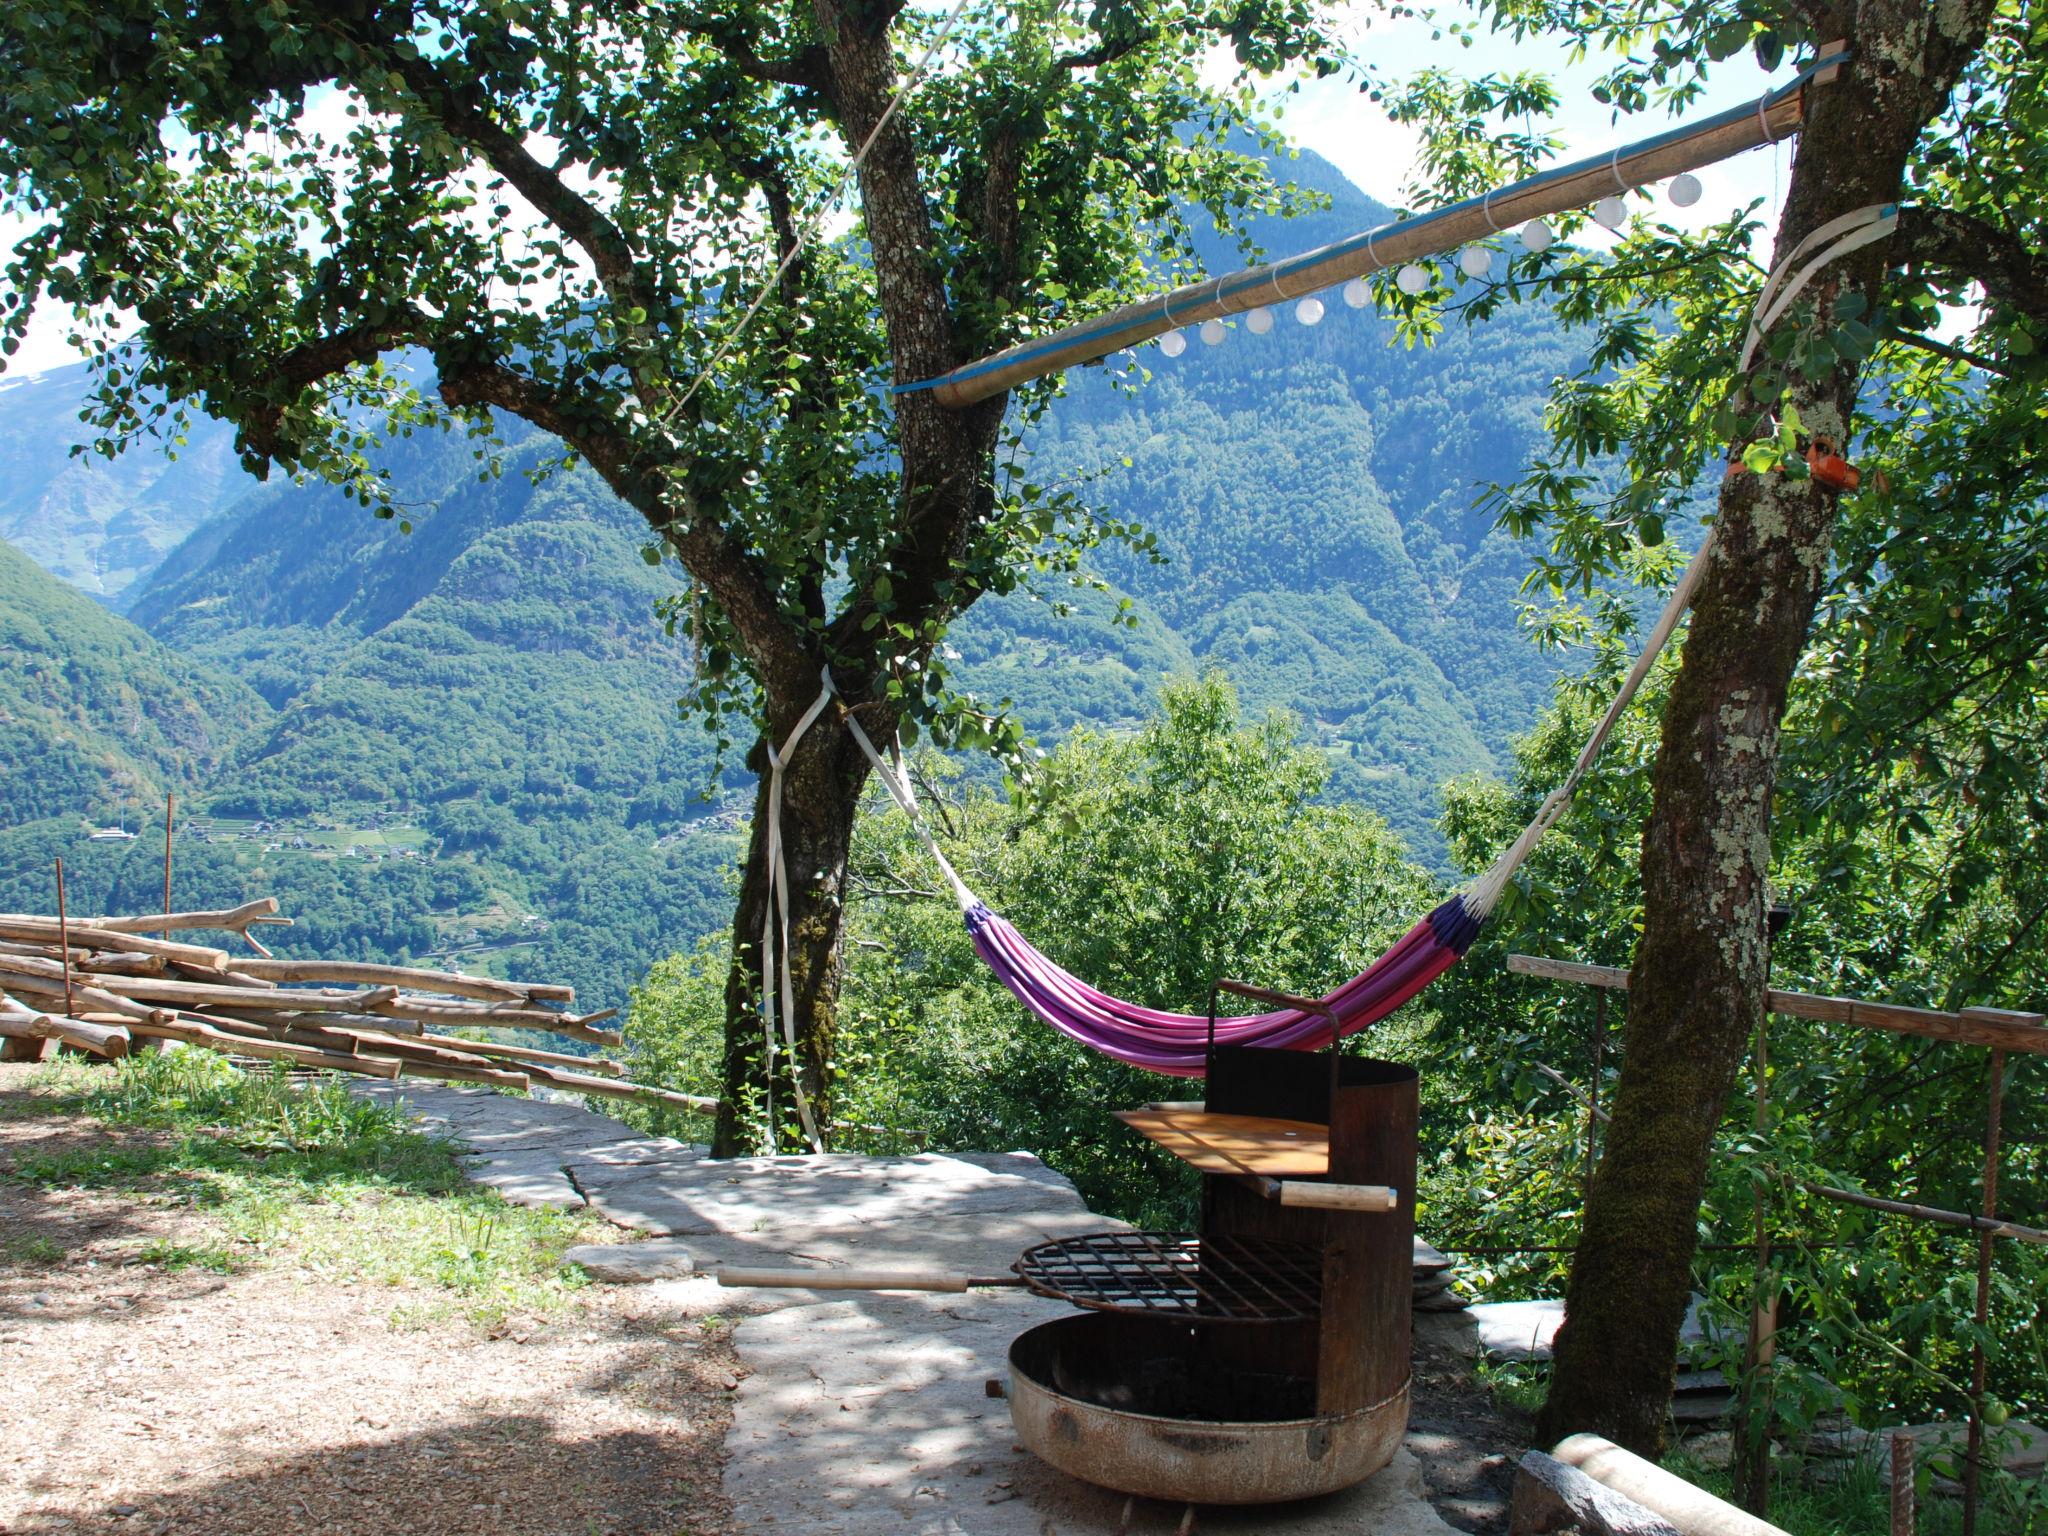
xmin=0 ymin=6 xmax=1802 ymax=379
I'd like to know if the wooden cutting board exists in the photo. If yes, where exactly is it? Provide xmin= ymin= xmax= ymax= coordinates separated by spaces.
xmin=1112 ymin=1108 xmax=1330 ymax=1176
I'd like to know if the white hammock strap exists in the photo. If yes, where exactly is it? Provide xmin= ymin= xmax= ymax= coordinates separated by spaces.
xmin=841 ymin=707 xmax=981 ymax=913
xmin=1467 ymin=528 xmax=1718 ymax=918
xmin=759 ymin=672 xmax=835 ymax=1153
xmin=1739 ymin=203 xmax=1898 ymax=374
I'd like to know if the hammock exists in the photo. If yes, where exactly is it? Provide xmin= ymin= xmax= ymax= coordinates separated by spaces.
xmin=835 ymin=516 xmax=1707 ymax=1079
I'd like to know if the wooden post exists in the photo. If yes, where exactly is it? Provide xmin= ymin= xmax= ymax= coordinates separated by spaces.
xmin=1891 ymin=1431 xmax=1915 ymax=1536
xmin=55 ymin=857 xmax=75 ymax=1019
xmin=1962 ymin=1048 xmax=2006 ymax=1536
xmin=162 ymin=792 xmax=175 ymax=937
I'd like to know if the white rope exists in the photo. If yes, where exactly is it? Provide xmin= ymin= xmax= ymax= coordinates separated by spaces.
xmin=669 ymin=0 xmax=978 ymax=416
xmin=1469 ymin=201 xmax=1895 ymax=914
xmin=758 ymin=674 xmax=837 ymax=1152
xmin=1466 ymin=530 xmax=1717 ymax=916
xmin=1739 ymin=203 xmax=1897 ymax=372
xmin=841 ymin=707 xmax=981 ymax=912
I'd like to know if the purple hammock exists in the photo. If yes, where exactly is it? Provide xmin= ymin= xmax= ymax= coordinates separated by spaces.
xmin=839 ymin=518 xmax=1715 ymax=1077
xmin=964 ymin=896 xmax=1482 ymax=1077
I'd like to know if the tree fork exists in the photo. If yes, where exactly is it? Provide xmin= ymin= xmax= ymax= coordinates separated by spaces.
xmin=1537 ymin=1 xmax=1999 ymax=1455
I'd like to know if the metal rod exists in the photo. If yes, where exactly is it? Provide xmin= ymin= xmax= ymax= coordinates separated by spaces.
xmin=1963 ymin=1048 xmax=2006 ymax=1536
xmin=54 ymin=858 xmax=73 ymax=1018
xmin=909 ymin=49 xmax=1847 ymax=408
xmin=1739 ymin=1015 xmax=1776 ymax=1515
xmin=1584 ymin=989 xmax=1607 ymax=1189
xmin=162 ymin=792 xmax=175 ymax=937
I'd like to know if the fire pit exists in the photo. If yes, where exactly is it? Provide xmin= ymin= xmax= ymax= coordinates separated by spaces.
xmin=1002 ymin=1024 xmax=1420 ymax=1505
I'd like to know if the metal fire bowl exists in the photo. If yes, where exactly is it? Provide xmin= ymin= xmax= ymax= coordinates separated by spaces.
xmin=1007 ymin=1313 xmax=1409 ymax=1506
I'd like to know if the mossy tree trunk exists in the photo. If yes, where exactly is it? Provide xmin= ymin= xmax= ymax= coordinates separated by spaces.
xmin=1537 ymin=1 xmax=1999 ymax=1455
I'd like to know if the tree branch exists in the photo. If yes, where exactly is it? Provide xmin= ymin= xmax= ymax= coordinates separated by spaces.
xmin=1895 ymin=206 xmax=2048 ymax=328
xmin=674 ymin=17 xmax=830 ymax=90
xmin=391 ymin=58 xmax=656 ymax=319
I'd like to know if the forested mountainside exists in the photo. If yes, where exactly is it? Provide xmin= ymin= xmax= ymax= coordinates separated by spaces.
xmin=0 ymin=538 xmax=269 ymax=826
xmin=0 ymin=371 xmax=243 ymax=606
xmin=0 ymin=142 xmax=1583 ymax=1005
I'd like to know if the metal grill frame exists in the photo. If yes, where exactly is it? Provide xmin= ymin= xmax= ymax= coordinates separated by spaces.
xmin=1013 ymin=1230 xmax=1321 ymax=1323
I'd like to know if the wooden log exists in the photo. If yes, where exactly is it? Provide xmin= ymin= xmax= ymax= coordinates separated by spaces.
xmin=72 ymin=976 xmax=401 ymax=1014
xmin=202 ymin=1008 xmax=426 ymax=1038
xmin=0 ymin=940 xmax=168 ymax=976
xmin=387 ymin=1057 xmax=533 ymax=1090
xmin=0 ymin=919 xmax=230 ymax=970
xmin=126 ymin=1015 xmax=402 ymax=1078
xmin=0 ymin=969 xmax=167 ymax=1021
xmin=1505 ymin=955 xmax=2048 ymax=1057
xmin=1511 ymin=1449 xmax=1683 ymax=1536
xmin=168 ymin=958 xmax=276 ymax=989
xmin=234 ymin=958 xmax=539 ymax=1004
xmin=917 ymin=55 xmax=1845 ymax=409
xmin=1553 ymin=1435 xmax=1791 ymax=1536
xmin=415 ymin=1032 xmax=625 ymax=1077
xmin=47 ymin=898 xmax=283 ymax=935
xmin=368 ymin=998 xmax=623 ymax=1046
xmin=34 ymin=1013 xmax=132 ymax=1058
xmin=520 ymin=1062 xmax=715 ymax=1112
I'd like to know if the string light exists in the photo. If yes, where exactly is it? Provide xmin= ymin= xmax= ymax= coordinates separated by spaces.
xmin=1342 ymin=277 xmax=1369 ymax=308
xmin=1520 ymin=218 xmax=1554 ymax=252
xmin=1199 ymin=318 xmax=1226 ymax=345
xmin=1159 ymin=329 xmax=1187 ymax=358
xmin=1396 ymin=264 xmax=1429 ymax=296
xmin=1459 ymin=245 xmax=1494 ymax=280
xmin=1593 ymin=196 xmax=1627 ymax=231
xmin=1295 ymin=296 xmax=1325 ymax=326
xmin=1246 ymin=306 xmax=1274 ymax=334
xmin=1669 ymin=173 xmax=1703 ymax=208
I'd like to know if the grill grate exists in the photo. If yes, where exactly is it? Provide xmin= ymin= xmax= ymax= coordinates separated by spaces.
xmin=1013 ymin=1231 xmax=1322 ymax=1323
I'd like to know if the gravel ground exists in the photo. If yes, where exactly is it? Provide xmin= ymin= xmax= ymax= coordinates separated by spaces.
xmin=0 ymin=1064 xmax=738 ymax=1536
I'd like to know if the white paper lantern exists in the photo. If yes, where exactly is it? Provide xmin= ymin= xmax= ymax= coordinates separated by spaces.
xmin=1342 ymin=277 xmax=1370 ymax=309
xmin=1395 ymin=263 xmax=1430 ymax=296
xmin=1668 ymin=173 xmax=1703 ymax=208
xmin=1593 ymin=196 xmax=1628 ymax=231
xmin=1199 ymin=317 xmax=1226 ymax=346
xmin=1520 ymin=218 xmax=1554 ymax=252
xmin=1159 ymin=329 xmax=1187 ymax=358
xmin=1246 ymin=306 xmax=1274 ymax=334
xmin=1295 ymin=296 xmax=1325 ymax=326
xmin=1459 ymin=245 xmax=1494 ymax=280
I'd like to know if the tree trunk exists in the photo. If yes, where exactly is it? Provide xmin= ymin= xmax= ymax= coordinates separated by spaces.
xmin=1536 ymin=2 xmax=1995 ymax=1455
xmin=711 ymin=706 xmax=876 ymax=1157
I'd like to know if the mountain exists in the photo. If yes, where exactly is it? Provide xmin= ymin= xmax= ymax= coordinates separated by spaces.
xmin=0 ymin=140 xmax=1587 ymax=1001
xmin=0 ymin=538 xmax=269 ymax=828
xmin=0 ymin=369 xmax=245 ymax=607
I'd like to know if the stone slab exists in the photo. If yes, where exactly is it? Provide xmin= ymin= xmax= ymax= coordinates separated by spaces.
xmin=1464 ymin=1296 xmax=1715 ymax=1363
xmin=728 ymin=1291 xmax=1462 ymax=1535
xmin=565 ymin=1238 xmax=696 ymax=1283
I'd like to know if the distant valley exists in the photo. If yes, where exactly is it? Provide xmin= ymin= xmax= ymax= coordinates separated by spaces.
xmin=0 ymin=147 xmax=1582 ymax=1010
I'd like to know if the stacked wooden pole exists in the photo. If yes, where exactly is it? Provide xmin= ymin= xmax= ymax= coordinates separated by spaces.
xmin=0 ymin=896 xmax=716 ymax=1116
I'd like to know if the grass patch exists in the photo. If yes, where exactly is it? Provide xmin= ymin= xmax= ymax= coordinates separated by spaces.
xmin=12 ymin=1052 xmax=610 ymax=1329
xmin=2 ymin=1233 xmax=64 ymax=1266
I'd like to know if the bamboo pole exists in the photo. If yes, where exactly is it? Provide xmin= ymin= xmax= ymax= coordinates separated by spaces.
xmin=910 ymin=49 xmax=1847 ymax=409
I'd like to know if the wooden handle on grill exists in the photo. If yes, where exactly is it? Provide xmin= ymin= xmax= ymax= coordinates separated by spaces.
xmin=1242 ymin=1177 xmax=1399 ymax=1212
xmin=714 ymin=1267 xmax=1024 ymax=1292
